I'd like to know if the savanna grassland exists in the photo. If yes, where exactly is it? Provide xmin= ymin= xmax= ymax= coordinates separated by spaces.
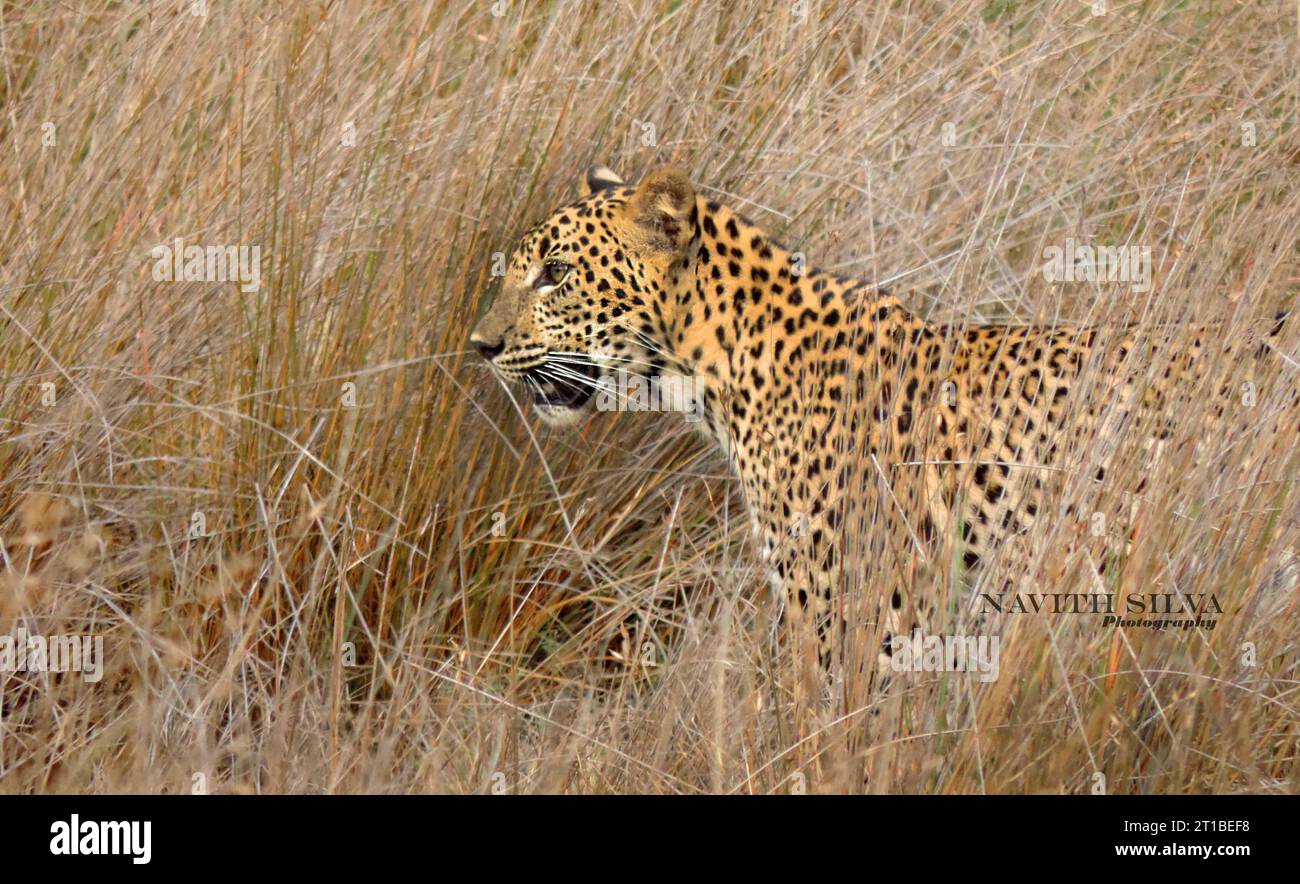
xmin=0 ymin=0 xmax=1297 ymax=794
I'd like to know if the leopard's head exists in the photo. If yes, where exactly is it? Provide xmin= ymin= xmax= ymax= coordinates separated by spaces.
xmin=471 ymin=164 xmax=697 ymax=426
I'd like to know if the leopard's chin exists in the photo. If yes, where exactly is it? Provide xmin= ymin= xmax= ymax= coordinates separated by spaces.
xmin=533 ymin=401 xmax=592 ymax=428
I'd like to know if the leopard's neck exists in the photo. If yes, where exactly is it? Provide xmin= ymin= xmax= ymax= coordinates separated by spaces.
xmin=656 ymin=197 xmax=914 ymax=456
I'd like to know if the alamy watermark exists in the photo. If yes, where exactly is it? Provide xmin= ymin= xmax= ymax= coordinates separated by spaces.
xmin=50 ymin=815 xmax=150 ymax=864
xmin=890 ymin=629 xmax=1000 ymax=682
xmin=1 ymin=626 xmax=104 ymax=683
xmin=594 ymin=369 xmax=705 ymax=422
xmin=150 ymin=237 xmax=261 ymax=292
xmin=1042 ymin=238 xmax=1151 ymax=292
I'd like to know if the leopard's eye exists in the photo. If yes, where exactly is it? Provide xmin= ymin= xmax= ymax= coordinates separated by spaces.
xmin=536 ymin=261 xmax=571 ymax=289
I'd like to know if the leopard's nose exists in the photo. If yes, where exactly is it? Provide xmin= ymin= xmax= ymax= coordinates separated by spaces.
xmin=471 ymin=334 xmax=504 ymax=362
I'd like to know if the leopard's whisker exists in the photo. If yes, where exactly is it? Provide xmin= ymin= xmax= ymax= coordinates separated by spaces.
xmin=535 ymin=365 xmax=640 ymax=408
xmin=549 ymin=351 xmax=666 ymax=372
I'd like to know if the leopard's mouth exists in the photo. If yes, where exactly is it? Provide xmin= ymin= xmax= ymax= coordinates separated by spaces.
xmin=524 ymin=358 xmax=600 ymax=411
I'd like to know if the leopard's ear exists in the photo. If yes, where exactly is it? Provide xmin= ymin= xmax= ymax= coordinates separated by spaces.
xmin=583 ymin=164 xmax=625 ymax=195
xmin=626 ymin=165 xmax=695 ymax=253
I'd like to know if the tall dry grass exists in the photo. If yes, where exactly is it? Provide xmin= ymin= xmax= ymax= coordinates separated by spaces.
xmin=0 ymin=0 xmax=1296 ymax=793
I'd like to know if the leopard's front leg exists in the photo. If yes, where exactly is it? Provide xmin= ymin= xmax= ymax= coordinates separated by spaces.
xmin=758 ymin=516 xmax=908 ymax=691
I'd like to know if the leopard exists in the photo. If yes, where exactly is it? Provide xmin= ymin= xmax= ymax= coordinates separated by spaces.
xmin=471 ymin=163 xmax=1297 ymax=681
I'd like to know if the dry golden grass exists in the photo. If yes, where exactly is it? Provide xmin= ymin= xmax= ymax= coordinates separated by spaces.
xmin=0 ymin=0 xmax=1296 ymax=793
